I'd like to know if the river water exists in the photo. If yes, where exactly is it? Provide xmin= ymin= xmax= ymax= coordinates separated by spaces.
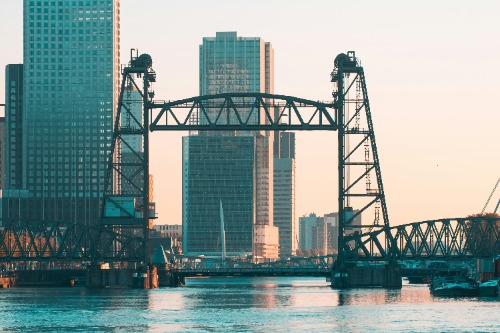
xmin=0 ymin=277 xmax=498 ymax=332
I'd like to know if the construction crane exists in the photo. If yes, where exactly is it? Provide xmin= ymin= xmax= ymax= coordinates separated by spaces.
xmin=481 ymin=177 xmax=500 ymax=214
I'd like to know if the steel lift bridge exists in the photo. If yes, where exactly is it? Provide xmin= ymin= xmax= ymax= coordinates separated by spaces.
xmin=96 ymin=50 xmax=499 ymax=267
xmin=0 ymin=51 xmax=498 ymax=274
xmin=96 ymin=50 xmax=391 ymax=267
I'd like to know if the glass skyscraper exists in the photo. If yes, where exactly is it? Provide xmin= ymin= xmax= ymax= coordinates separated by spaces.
xmin=183 ymin=32 xmax=278 ymax=258
xmin=4 ymin=65 xmax=23 ymax=191
xmin=273 ymin=132 xmax=297 ymax=257
xmin=3 ymin=0 xmax=120 ymax=225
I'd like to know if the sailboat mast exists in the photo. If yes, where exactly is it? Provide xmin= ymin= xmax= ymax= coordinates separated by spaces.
xmin=220 ymin=199 xmax=226 ymax=260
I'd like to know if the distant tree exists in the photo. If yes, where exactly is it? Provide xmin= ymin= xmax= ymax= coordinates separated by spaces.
xmin=327 ymin=248 xmax=338 ymax=255
xmin=465 ymin=213 xmax=500 ymax=257
xmin=295 ymin=248 xmax=303 ymax=257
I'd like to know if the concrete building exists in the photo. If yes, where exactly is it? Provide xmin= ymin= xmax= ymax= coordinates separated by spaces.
xmin=2 ymin=1 xmax=120 ymax=226
xmin=299 ymin=213 xmax=321 ymax=253
xmin=273 ymin=132 xmax=296 ymax=257
xmin=154 ymin=224 xmax=182 ymax=240
xmin=183 ymin=32 xmax=277 ymax=259
xmin=299 ymin=213 xmax=328 ymax=256
xmin=298 ymin=210 xmax=362 ymax=255
xmin=300 ymin=212 xmax=354 ymax=256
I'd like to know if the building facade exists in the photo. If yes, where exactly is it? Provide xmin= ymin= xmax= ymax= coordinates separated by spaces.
xmin=273 ymin=132 xmax=296 ymax=257
xmin=299 ymin=211 xmax=362 ymax=256
xmin=183 ymin=32 xmax=277 ymax=259
xmin=154 ymin=224 xmax=182 ymax=240
xmin=0 ymin=117 xmax=5 ymax=190
xmin=4 ymin=64 xmax=23 ymax=191
xmin=2 ymin=1 xmax=120 ymax=225
xmin=299 ymin=213 xmax=321 ymax=253
xmin=183 ymin=135 xmax=255 ymax=256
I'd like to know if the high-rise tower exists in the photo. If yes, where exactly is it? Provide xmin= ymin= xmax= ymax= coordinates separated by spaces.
xmin=4 ymin=64 xmax=23 ymax=191
xmin=183 ymin=32 xmax=278 ymax=259
xmin=2 ymin=1 xmax=120 ymax=225
xmin=274 ymin=131 xmax=297 ymax=257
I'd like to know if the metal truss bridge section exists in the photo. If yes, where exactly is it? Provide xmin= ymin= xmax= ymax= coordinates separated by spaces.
xmin=0 ymin=219 xmax=144 ymax=262
xmin=150 ymin=93 xmax=337 ymax=132
xmin=342 ymin=217 xmax=500 ymax=262
xmin=2 ymin=217 xmax=497 ymax=264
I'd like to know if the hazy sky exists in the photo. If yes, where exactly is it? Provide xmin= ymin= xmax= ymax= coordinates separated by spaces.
xmin=1 ymin=1 xmax=499 ymax=226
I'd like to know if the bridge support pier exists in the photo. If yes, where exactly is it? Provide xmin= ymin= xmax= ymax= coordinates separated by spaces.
xmin=86 ymin=264 xmax=158 ymax=289
xmin=331 ymin=263 xmax=402 ymax=289
xmin=156 ymin=265 xmax=185 ymax=287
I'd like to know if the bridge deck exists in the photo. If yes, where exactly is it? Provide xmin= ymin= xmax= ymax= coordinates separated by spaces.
xmin=173 ymin=267 xmax=331 ymax=278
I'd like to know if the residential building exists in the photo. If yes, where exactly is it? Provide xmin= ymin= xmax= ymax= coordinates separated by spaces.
xmin=300 ymin=212 xmax=353 ymax=256
xmin=154 ymin=224 xmax=183 ymax=240
xmin=299 ymin=213 xmax=321 ymax=254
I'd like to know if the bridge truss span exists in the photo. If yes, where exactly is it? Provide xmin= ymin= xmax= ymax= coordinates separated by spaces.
xmin=343 ymin=217 xmax=500 ymax=262
xmin=0 ymin=219 xmax=145 ymax=263
xmin=150 ymin=93 xmax=337 ymax=132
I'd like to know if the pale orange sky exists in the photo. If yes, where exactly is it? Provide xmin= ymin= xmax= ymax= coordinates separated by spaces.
xmin=1 ymin=1 xmax=499 ymax=226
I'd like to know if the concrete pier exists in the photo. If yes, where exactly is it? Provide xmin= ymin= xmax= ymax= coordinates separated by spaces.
xmin=157 ymin=265 xmax=188 ymax=287
xmin=331 ymin=263 xmax=402 ymax=289
xmin=86 ymin=264 xmax=158 ymax=289
xmin=15 ymin=269 xmax=86 ymax=287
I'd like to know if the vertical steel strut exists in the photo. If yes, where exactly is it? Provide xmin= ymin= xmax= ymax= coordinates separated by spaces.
xmin=95 ymin=51 xmax=156 ymax=265
xmin=332 ymin=52 xmax=392 ymax=270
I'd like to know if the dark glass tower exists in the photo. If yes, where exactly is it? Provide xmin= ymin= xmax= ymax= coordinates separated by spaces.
xmin=183 ymin=32 xmax=276 ymax=257
xmin=2 ymin=1 xmax=120 ymax=225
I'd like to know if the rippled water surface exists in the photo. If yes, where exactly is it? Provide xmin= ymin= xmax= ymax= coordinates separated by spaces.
xmin=0 ymin=277 xmax=499 ymax=332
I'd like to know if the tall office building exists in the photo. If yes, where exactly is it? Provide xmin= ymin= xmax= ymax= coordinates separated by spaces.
xmin=273 ymin=132 xmax=296 ymax=257
xmin=2 ymin=64 xmax=26 ymax=223
xmin=4 ymin=65 xmax=23 ymax=191
xmin=120 ymin=85 xmax=143 ymax=196
xmin=183 ymin=32 xmax=278 ymax=259
xmin=0 ymin=117 xmax=5 ymax=190
xmin=2 ymin=1 xmax=120 ymax=225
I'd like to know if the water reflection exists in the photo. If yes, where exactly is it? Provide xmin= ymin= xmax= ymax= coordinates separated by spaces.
xmin=181 ymin=277 xmax=293 ymax=309
xmin=0 ymin=278 xmax=498 ymax=332
xmin=336 ymin=285 xmax=433 ymax=306
xmin=0 ymin=287 xmax=151 ymax=332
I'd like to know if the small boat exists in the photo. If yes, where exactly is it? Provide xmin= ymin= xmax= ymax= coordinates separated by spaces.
xmin=478 ymin=279 xmax=500 ymax=297
xmin=430 ymin=275 xmax=478 ymax=297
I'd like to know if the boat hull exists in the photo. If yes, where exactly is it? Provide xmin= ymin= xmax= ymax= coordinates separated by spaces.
xmin=478 ymin=285 xmax=498 ymax=297
xmin=431 ymin=286 xmax=478 ymax=297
